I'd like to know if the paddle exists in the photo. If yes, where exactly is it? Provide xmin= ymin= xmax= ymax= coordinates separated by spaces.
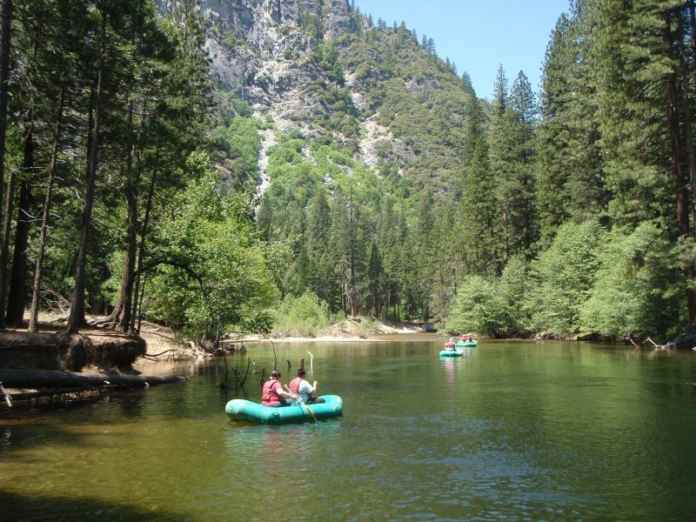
xmin=307 ymin=351 xmax=314 ymax=377
xmin=298 ymin=399 xmax=318 ymax=423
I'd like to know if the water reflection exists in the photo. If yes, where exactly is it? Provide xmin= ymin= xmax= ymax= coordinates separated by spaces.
xmin=2 ymin=340 xmax=696 ymax=521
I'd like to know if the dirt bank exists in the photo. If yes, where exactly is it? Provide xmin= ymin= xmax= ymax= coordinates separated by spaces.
xmin=0 ymin=329 xmax=145 ymax=372
xmin=226 ymin=318 xmax=431 ymax=345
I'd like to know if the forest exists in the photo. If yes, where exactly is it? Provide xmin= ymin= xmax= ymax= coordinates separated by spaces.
xmin=0 ymin=0 xmax=693 ymax=346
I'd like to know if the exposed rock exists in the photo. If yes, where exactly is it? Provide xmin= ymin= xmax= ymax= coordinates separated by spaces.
xmin=360 ymin=115 xmax=394 ymax=168
xmin=405 ymin=75 xmax=442 ymax=97
xmin=159 ymin=0 xmax=428 ymax=183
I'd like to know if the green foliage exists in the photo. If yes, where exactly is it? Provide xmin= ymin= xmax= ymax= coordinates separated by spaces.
xmin=313 ymin=42 xmax=344 ymax=85
xmin=446 ymin=256 xmax=531 ymax=338
xmin=498 ymin=256 xmax=532 ymax=336
xmin=337 ymin=23 xmax=475 ymax=192
xmin=489 ymin=68 xmax=538 ymax=262
xmin=536 ymin=10 xmax=607 ymax=244
xmin=446 ymin=276 xmax=507 ymax=337
xmin=581 ymin=222 xmax=685 ymax=338
xmin=458 ymin=133 xmax=500 ymax=275
xmin=272 ymin=292 xmax=332 ymax=337
xmin=590 ymin=0 xmax=676 ymax=229
xmin=146 ymin=162 xmax=276 ymax=340
xmin=211 ymin=117 xmax=261 ymax=190
xmin=526 ymin=221 xmax=605 ymax=336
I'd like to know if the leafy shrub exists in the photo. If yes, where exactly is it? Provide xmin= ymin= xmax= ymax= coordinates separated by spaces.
xmin=146 ymin=159 xmax=277 ymax=341
xmin=499 ymin=256 xmax=532 ymax=336
xmin=525 ymin=220 xmax=605 ymax=336
xmin=580 ymin=222 xmax=686 ymax=338
xmin=272 ymin=292 xmax=332 ymax=337
xmin=446 ymin=275 xmax=508 ymax=337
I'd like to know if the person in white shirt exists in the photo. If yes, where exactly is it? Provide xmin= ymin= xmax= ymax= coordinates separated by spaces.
xmin=287 ymin=368 xmax=318 ymax=404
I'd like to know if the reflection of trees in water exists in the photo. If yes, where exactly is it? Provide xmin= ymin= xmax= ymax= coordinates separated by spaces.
xmin=0 ymin=491 xmax=189 ymax=522
xmin=117 ymin=391 xmax=147 ymax=418
xmin=0 ymin=422 xmax=91 ymax=456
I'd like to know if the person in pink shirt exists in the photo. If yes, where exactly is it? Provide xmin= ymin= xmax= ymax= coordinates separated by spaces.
xmin=261 ymin=370 xmax=296 ymax=406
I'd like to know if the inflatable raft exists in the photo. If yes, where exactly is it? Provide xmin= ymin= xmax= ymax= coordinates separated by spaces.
xmin=439 ymin=349 xmax=464 ymax=357
xmin=456 ymin=340 xmax=478 ymax=348
xmin=225 ymin=395 xmax=343 ymax=424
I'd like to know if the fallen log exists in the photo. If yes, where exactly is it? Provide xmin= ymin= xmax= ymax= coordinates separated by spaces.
xmin=0 ymin=369 xmax=185 ymax=389
xmin=628 ymin=337 xmax=641 ymax=351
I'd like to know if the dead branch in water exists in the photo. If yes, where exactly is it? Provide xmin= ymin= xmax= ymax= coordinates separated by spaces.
xmin=143 ymin=349 xmax=179 ymax=359
xmin=0 ymin=381 xmax=11 ymax=408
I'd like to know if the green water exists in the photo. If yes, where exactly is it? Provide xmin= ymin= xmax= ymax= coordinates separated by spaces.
xmin=2 ymin=340 xmax=696 ymax=521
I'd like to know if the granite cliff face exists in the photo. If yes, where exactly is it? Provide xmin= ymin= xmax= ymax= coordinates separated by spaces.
xmin=203 ymin=0 xmax=351 ymax=123
xmin=159 ymin=0 xmax=473 ymax=189
xmin=196 ymin=0 xmax=368 ymax=183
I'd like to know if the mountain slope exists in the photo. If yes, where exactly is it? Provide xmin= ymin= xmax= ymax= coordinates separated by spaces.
xmin=191 ymin=0 xmax=475 ymax=191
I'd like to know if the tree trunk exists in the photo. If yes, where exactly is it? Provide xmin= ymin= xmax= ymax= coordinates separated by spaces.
xmin=29 ymin=89 xmax=65 ymax=333
xmin=0 ymin=0 xmax=13 ymax=330
xmin=118 ymin=103 xmax=138 ymax=333
xmin=665 ymin=12 xmax=695 ymax=322
xmin=664 ymin=19 xmax=688 ymax=235
xmin=0 ymin=368 xmax=185 ymax=389
xmin=674 ymin=12 xmax=696 ymax=324
xmin=66 ymin=66 xmax=102 ymax=334
xmin=6 ymin=124 xmax=34 ymax=326
xmin=0 ymin=136 xmax=18 ymax=315
xmin=131 ymin=170 xmax=157 ymax=334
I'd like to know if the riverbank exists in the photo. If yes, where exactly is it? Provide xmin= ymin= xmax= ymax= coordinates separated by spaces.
xmin=227 ymin=317 xmax=427 ymax=345
xmin=0 ymin=315 xmax=197 ymax=411
xmin=0 ymin=314 xmax=432 ymax=408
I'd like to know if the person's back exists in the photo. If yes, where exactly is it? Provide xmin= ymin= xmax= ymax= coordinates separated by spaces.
xmin=262 ymin=370 xmax=293 ymax=406
xmin=288 ymin=376 xmax=302 ymax=395
xmin=290 ymin=369 xmax=317 ymax=403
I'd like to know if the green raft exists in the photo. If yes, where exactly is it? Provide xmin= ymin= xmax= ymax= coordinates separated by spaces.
xmin=439 ymin=348 xmax=464 ymax=357
xmin=225 ymin=395 xmax=343 ymax=424
xmin=456 ymin=340 xmax=478 ymax=348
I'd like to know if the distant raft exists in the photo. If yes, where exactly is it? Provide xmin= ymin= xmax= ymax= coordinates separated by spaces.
xmin=439 ymin=349 xmax=464 ymax=358
xmin=456 ymin=340 xmax=478 ymax=348
xmin=225 ymin=395 xmax=343 ymax=424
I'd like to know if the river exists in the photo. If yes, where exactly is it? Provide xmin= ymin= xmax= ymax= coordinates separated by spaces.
xmin=2 ymin=339 xmax=696 ymax=521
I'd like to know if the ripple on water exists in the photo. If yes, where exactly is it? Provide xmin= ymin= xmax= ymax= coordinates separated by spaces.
xmin=4 ymin=341 xmax=696 ymax=521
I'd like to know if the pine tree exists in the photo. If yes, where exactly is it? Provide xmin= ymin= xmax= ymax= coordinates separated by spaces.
xmin=492 ymin=64 xmax=508 ymax=114
xmin=367 ymin=241 xmax=384 ymax=317
xmin=489 ymin=69 xmax=538 ymax=263
xmin=536 ymin=7 xmax=607 ymax=244
xmin=458 ymin=111 xmax=499 ymax=275
xmin=0 ymin=0 xmax=12 ymax=328
xmin=590 ymin=0 xmax=696 ymax=321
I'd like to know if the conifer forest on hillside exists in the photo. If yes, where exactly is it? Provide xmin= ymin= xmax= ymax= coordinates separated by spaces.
xmin=0 ymin=0 xmax=694 ymax=344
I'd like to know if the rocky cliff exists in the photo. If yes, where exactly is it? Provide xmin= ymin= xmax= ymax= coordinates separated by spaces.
xmin=161 ymin=0 xmax=474 ymax=190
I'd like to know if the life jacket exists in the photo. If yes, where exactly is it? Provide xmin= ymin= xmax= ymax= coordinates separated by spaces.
xmin=261 ymin=379 xmax=282 ymax=406
xmin=288 ymin=377 xmax=302 ymax=395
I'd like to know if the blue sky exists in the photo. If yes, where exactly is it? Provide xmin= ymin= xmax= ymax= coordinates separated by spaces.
xmin=353 ymin=0 xmax=570 ymax=99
